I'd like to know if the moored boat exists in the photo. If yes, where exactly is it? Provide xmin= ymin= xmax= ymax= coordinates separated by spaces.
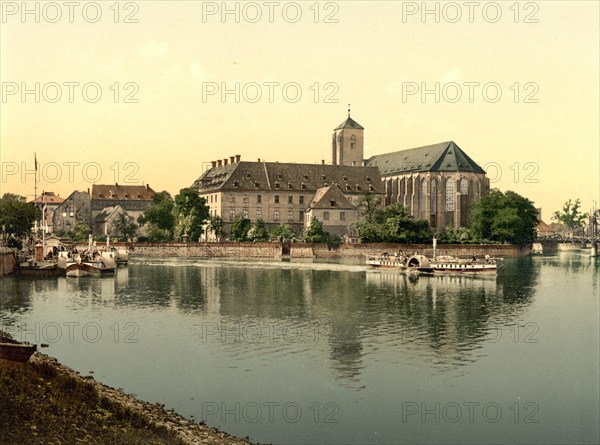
xmin=0 ymin=335 xmax=37 ymax=362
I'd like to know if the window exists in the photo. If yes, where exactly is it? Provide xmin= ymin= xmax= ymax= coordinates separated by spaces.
xmin=256 ymin=209 xmax=262 ymax=219
xmin=229 ymin=194 xmax=235 ymax=203
xmin=287 ymin=210 xmax=293 ymax=221
xmin=288 ymin=196 xmax=293 ymax=204
xmin=430 ymin=179 xmax=437 ymax=213
xmin=299 ymin=196 xmax=304 ymax=204
xmin=460 ymin=178 xmax=469 ymax=195
xmin=299 ymin=210 xmax=304 ymax=221
xmin=275 ymin=183 xmax=280 ymax=189
xmin=274 ymin=210 xmax=280 ymax=221
xmin=343 ymin=175 xmax=348 ymax=182
xmin=233 ymin=181 xmax=239 ymax=188
xmin=346 ymin=184 xmax=351 ymax=191
xmin=274 ymin=195 xmax=280 ymax=204
xmin=322 ymin=175 xmax=326 ymax=181
xmin=243 ymin=193 xmax=249 ymax=203
xmin=445 ymin=178 xmax=455 ymax=211
xmin=214 ymin=195 xmax=218 ymax=202
xmin=323 ymin=211 xmax=330 ymax=221
xmin=277 ymin=173 xmax=283 ymax=180
xmin=246 ymin=172 xmax=251 ymax=179
xmin=330 ymin=200 xmax=336 ymax=207
xmin=288 ymin=183 xmax=293 ymax=189
xmin=229 ymin=210 xmax=235 ymax=221
xmin=243 ymin=209 xmax=249 ymax=218
xmin=301 ymin=183 xmax=306 ymax=190
xmin=303 ymin=174 xmax=309 ymax=181
xmin=340 ymin=212 xmax=346 ymax=221
xmin=254 ymin=182 xmax=260 ymax=188
xmin=257 ymin=194 xmax=262 ymax=203
xmin=350 ymin=135 xmax=356 ymax=150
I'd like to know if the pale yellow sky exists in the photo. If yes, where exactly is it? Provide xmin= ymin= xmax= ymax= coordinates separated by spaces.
xmin=1 ymin=1 xmax=599 ymax=219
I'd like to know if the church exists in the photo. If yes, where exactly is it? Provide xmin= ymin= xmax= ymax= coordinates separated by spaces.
xmin=191 ymin=112 xmax=489 ymax=239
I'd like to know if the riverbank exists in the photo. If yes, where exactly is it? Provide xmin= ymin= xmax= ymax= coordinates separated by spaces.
xmin=0 ymin=352 xmax=253 ymax=445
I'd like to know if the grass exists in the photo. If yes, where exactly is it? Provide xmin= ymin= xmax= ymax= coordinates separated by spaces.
xmin=0 ymin=358 xmax=185 ymax=445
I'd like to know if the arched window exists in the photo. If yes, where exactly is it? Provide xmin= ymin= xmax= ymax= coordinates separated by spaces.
xmin=430 ymin=179 xmax=437 ymax=213
xmin=460 ymin=178 xmax=468 ymax=195
xmin=445 ymin=178 xmax=455 ymax=211
xmin=421 ymin=178 xmax=427 ymax=218
xmin=350 ymin=135 xmax=356 ymax=150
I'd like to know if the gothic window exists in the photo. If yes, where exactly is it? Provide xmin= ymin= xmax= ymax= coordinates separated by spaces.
xmin=460 ymin=178 xmax=468 ymax=195
xmin=430 ymin=179 xmax=437 ymax=213
xmin=445 ymin=178 xmax=455 ymax=211
xmin=421 ymin=178 xmax=427 ymax=217
xmin=274 ymin=210 xmax=280 ymax=221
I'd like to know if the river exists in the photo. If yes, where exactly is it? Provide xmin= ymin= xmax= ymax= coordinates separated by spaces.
xmin=1 ymin=252 xmax=598 ymax=444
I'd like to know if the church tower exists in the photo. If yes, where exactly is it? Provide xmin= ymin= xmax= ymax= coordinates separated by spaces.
xmin=332 ymin=106 xmax=364 ymax=166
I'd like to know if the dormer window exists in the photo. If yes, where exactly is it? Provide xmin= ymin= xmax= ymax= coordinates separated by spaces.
xmin=301 ymin=183 xmax=306 ymax=190
xmin=124 ymin=194 xmax=129 ymax=198
xmin=277 ymin=173 xmax=283 ymax=180
xmin=246 ymin=172 xmax=251 ymax=179
xmin=322 ymin=175 xmax=326 ymax=181
xmin=254 ymin=182 xmax=260 ymax=188
xmin=366 ymin=177 xmax=371 ymax=183
xmin=233 ymin=181 xmax=239 ymax=188
xmin=275 ymin=182 xmax=280 ymax=189
xmin=303 ymin=174 xmax=309 ymax=180
xmin=343 ymin=175 xmax=348 ymax=182
xmin=330 ymin=200 xmax=335 ymax=207
xmin=288 ymin=183 xmax=293 ymax=189
xmin=369 ymin=185 xmax=374 ymax=191
xmin=345 ymin=185 xmax=351 ymax=191
xmin=98 ymin=194 xmax=103 ymax=198
xmin=137 ymin=194 xmax=142 ymax=198
xmin=356 ymin=185 xmax=362 ymax=191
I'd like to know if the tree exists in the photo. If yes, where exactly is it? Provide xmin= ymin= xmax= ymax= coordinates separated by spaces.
xmin=303 ymin=218 xmax=329 ymax=243
xmin=0 ymin=193 xmax=40 ymax=239
xmin=230 ymin=214 xmax=252 ymax=241
xmin=138 ymin=191 xmax=175 ymax=241
xmin=247 ymin=219 xmax=269 ymax=241
xmin=112 ymin=213 xmax=138 ymax=241
xmin=552 ymin=199 xmax=589 ymax=234
xmin=269 ymin=224 xmax=295 ymax=241
xmin=357 ymin=193 xmax=383 ymax=224
xmin=73 ymin=222 xmax=91 ymax=242
xmin=207 ymin=215 xmax=224 ymax=241
xmin=174 ymin=188 xmax=210 ymax=241
xmin=470 ymin=189 xmax=538 ymax=244
xmin=355 ymin=203 xmax=432 ymax=243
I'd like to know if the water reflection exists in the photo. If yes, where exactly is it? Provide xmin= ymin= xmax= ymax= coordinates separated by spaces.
xmin=1 ymin=256 xmax=543 ymax=385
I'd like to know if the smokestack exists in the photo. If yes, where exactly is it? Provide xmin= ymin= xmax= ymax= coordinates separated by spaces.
xmin=223 ymin=158 xmax=228 ymax=165
xmin=321 ymin=160 xmax=325 ymax=165
xmin=235 ymin=154 xmax=241 ymax=163
xmin=230 ymin=156 xmax=235 ymax=164
xmin=217 ymin=160 xmax=222 ymax=167
xmin=211 ymin=161 xmax=217 ymax=168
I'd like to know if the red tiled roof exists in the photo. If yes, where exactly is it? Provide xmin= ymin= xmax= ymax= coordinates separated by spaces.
xmin=91 ymin=184 xmax=155 ymax=201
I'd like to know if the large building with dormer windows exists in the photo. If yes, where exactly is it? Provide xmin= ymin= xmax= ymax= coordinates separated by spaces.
xmin=191 ymin=112 xmax=489 ymax=240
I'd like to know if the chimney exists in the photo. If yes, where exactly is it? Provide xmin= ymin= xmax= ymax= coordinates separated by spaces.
xmin=217 ymin=160 xmax=222 ymax=167
xmin=235 ymin=154 xmax=241 ymax=163
xmin=230 ymin=156 xmax=235 ymax=164
xmin=321 ymin=160 xmax=325 ymax=165
xmin=211 ymin=161 xmax=217 ymax=168
xmin=87 ymin=188 xmax=90 ymax=195
xmin=223 ymin=158 xmax=228 ymax=165
xmin=115 ymin=182 xmax=118 ymax=187
xmin=257 ymin=158 xmax=261 ymax=162
xmin=146 ymin=184 xmax=150 ymax=191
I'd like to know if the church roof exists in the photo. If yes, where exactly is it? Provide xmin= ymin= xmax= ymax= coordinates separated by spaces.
xmin=191 ymin=161 xmax=384 ymax=195
xmin=334 ymin=116 xmax=364 ymax=131
xmin=366 ymin=141 xmax=486 ymax=175
xmin=307 ymin=184 xmax=357 ymax=210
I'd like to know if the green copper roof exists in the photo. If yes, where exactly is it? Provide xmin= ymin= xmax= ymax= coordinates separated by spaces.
xmin=334 ymin=117 xmax=364 ymax=131
xmin=366 ymin=141 xmax=486 ymax=175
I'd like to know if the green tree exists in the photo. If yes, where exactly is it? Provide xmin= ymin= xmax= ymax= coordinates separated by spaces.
xmin=247 ymin=219 xmax=269 ymax=241
xmin=230 ymin=215 xmax=251 ymax=241
xmin=552 ymin=199 xmax=589 ymax=234
xmin=173 ymin=188 xmax=210 ymax=241
xmin=357 ymin=193 xmax=383 ymax=223
xmin=0 ymin=193 xmax=40 ymax=239
xmin=356 ymin=203 xmax=432 ymax=243
xmin=207 ymin=215 xmax=224 ymax=241
xmin=138 ymin=191 xmax=175 ymax=241
xmin=269 ymin=224 xmax=295 ymax=241
xmin=112 ymin=213 xmax=138 ymax=241
xmin=470 ymin=189 xmax=538 ymax=244
xmin=303 ymin=218 xmax=329 ymax=243
xmin=73 ymin=222 xmax=91 ymax=242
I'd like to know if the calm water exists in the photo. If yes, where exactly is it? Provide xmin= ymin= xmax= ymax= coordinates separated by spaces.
xmin=1 ymin=253 xmax=598 ymax=444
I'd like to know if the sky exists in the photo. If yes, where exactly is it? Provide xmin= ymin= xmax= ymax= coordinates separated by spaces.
xmin=1 ymin=1 xmax=598 ymax=220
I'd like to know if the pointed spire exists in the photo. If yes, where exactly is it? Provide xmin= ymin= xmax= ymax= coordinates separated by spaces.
xmin=347 ymin=104 xmax=351 ymax=117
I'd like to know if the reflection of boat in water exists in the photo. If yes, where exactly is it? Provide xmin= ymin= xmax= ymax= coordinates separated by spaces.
xmin=0 ymin=334 xmax=37 ymax=362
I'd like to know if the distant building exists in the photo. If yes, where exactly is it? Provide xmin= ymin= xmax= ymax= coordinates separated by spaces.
xmin=366 ymin=141 xmax=490 ymax=230
xmin=30 ymin=191 xmax=65 ymax=233
xmin=91 ymin=184 xmax=155 ymax=235
xmin=52 ymin=190 xmax=92 ymax=234
xmin=305 ymin=184 xmax=358 ymax=237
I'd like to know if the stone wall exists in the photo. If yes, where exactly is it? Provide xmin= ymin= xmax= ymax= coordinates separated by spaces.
xmin=115 ymin=242 xmax=529 ymax=260
xmin=0 ymin=248 xmax=17 ymax=276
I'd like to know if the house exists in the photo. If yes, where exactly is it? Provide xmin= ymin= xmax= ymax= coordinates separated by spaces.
xmin=30 ymin=192 xmax=65 ymax=233
xmin=52 ymin=190 xmax=92 ymax=234
xmin=305 ymin=184 xmax=358 ymax=237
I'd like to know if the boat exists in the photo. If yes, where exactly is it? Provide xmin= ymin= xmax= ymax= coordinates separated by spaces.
xmin=366 ymin=252 xmax=409 ymax=269
xmin=63 ymin=235 xmax=117 ymax=277
xmin=0 ymin=335 xmax=37 ymax=362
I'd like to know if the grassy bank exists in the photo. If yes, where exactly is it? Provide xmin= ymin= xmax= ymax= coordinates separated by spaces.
xmin=0 ymin=353 xmax=252 ymax=445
